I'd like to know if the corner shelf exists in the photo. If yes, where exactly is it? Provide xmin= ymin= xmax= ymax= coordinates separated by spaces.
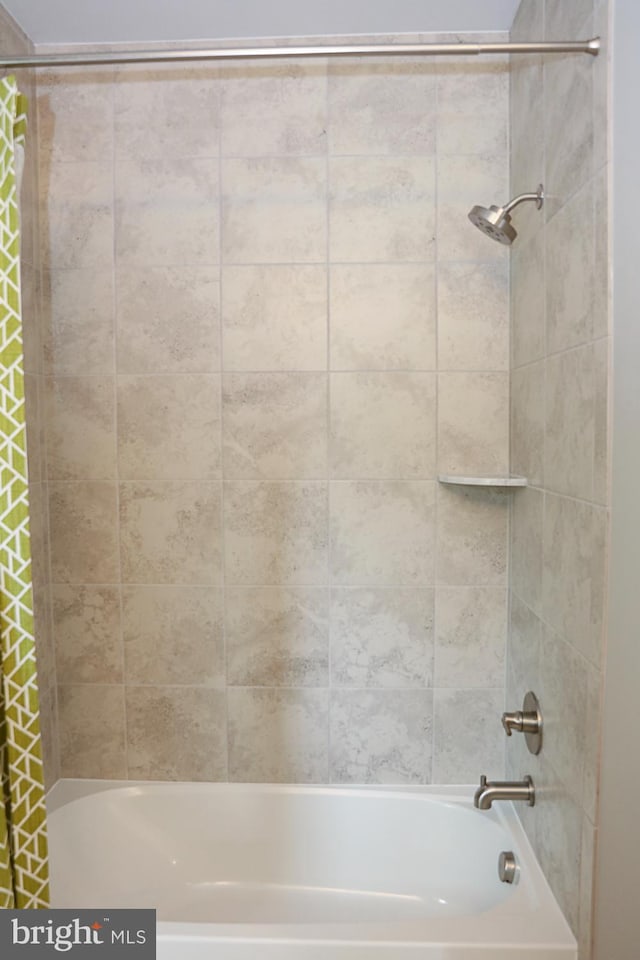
xmin=437 ymin=474 xmax=528 ymax=488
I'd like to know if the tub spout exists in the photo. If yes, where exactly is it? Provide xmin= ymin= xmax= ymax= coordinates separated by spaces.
xmin=474 ymin=774 xmax=535 ymax=810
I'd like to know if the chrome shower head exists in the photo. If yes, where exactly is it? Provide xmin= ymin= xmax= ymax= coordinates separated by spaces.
xmin=468 ymin=184 xmax=544 ymax=245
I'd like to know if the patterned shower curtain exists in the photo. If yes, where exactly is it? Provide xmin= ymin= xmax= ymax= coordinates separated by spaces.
xmin=0 ymin=74 xmax=49 ymax=908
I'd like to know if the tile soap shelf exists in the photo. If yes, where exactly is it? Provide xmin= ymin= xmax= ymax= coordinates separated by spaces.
xmin=438 ymin=474 xmax=528 ymax=488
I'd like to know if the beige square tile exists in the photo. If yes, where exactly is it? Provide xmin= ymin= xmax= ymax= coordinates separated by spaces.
xmin=117 ymin=375 xmax=221 ymax=481
xmin=543 ymin=493 xmax=606 ymax=667
xmin=38 ymin=68 xmax=114 ymax=163
xmin=435 ymin=587 xmax=506 ymax=688
xmin=41 ymin=162 xmax=113 ymax=270
xmin=437 ymin=154 xmax=508 ymax=262
xmin=437 ymin=58 xmax=508 ymax=117
xmin=511 ymin=361 xmax=544 ymax=487
xmin=438 ymin=262 xmax=509 ymax=371
xmin=330 ymin=481 xmax=435 ymax=586
xmin=53 ymin=585 xmax=123 ymax=684
xmin=544 ymin=48 xmax=593 ymax=216
xmin=58 ymin=684 xmax=126 ymax=779
xmin=32 ymin=585 xmax=55 ymax=690
xmin=433 ymin=688 xmax=504 ymax=783
xmin=330 ymin=264 xmax=436 ymax=371
xmin=330 ymin=373 xmax=436 ymax=479
xmin=593 ymin=164 xmax=610 ymax=341
xmin=228 ymin=688 xmax=328 ymax=782
xmin=592 ymin=2 xmax=609 ymax=176
xmin=437 ymin=60 xmax=508 ymax=156
xmin=20 ymin=155 xmax=39 ymax=270
xmin=116 ymin=266 xmax=220 ymax=374
xmin=223 ymin=373 xmax=327 ymax=479
xmin=545 ymin=180 xmax=594 ymax=354
xmin=126 ymin=686 xmax=227 ymax=781
xmin=123 ymin=585 xmax=224 ymax=686
xmin=545 ymin=0 xmax=593 ymax=40
xmin=27 ymin=482 xmax=50 ymax=587
xmin=119 ymin=481 xmax=222 ymax=584
xmin=593 ymin=337 xmax=610 ymax=505
xmin=511 ymin=486 xmax=544 ymax=616
xmin=330 ymin=157 xmax=435 ymax=262
xmin=50 ymin=481 xmax=119 ymax=583
xmin=536 ymin=786 xmax=582 ymax=935
xmin=511 ymin=231 xmax=545 ymax=368
xmin=507 ymin=594 xmax=543 ymax=703
xmin=510 ymin=55 xmax=544 ymax=202
xmin=436 ymin=485 xmax=508 ymax=586
xmin=115 ymin=157 xmax=219 ymax=265
xmin=330 ymin=689 xmax=432 ymax=784
xmin=226 ymin=587 xmax=329 ymax=686
xmin=20 ymin=152 xmax=39 ymax=270
xmin=222 ymin=265 xmax=327 ymax=372
xmin=221 ymin=60 xmax=327 ymax=156
xmin=331 ymin=587 xmax=434 ymax=688
xmin=38 ymin=683 xmax=60 ymax=790
xmin=545 ymin=346 xmax=595 ymax=500
xmin=20 ymin=264 xmax=41 ymax=377
xmin=438 ymin=109 xmax=507 ymax=157
xmin=584 ymin=663 xmax=601 ymax=821
xmin=24 ymin=375 xmax=43 ymax=483
xmin=511 ymin=0 xmax=543 ymax=139
xmin=115 ymin=66 xmax=220 ymax=160
xmin=437 ymin=373 xmax=509 ymax=476
xmin=329 ymin=59 xmax=436 ymax=156
xmin=222 ymin=158 xmax=326 ymax=263
xmin=224 ymin=481 xmax=328 ymax=585
xmin=578 ymin=816 xmax=596 ymax=960
xmin=539 ymin=627 xmax=589 ymax=805
xmin=42 ymin=269 xmax=115 ymax=376
xmin=47 ymin=377 xmax=116 ymax=481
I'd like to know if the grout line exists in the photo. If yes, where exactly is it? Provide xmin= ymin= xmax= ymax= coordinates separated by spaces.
xmin=30 ymin=60 xmax=64 ymax=781
xmin=325 ymin=60 xmax=333 ymax=786
xmin=431 ymin=68 xmax=441 ymax=788
xmin=55 ymin=680 xmax=506 ymax=693
xmin=510 ymin=589 xmax=603 ymax=677
xmin=48 ymin=581 xmax=508 ymax=590
xmin=108 ymin=76 xmax=129 ymax=780
xmin=48 ymin=147 xmax=514 ymax=165
xmin=39 ymin=367 xmax=514 ymax=378
xmin=45 ymin=257 xmax=507 ymax=271
xmin=217 ymin=79 xmax=230 ymax=783
xmin=504 ymin=15 xmax=513 ymax=784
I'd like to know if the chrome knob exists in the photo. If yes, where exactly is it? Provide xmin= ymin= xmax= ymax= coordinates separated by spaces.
xmin=498 ymin=850 xmax=519 ymax=884
xmin=501 ymin=691 xmax=543 ymax=755
xmin=501 ymin=711 xmax=522 ymax=736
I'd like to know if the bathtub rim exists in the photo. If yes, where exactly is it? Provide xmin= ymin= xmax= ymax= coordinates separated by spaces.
xmin=46 ymin=778 xmax=481 ymax=813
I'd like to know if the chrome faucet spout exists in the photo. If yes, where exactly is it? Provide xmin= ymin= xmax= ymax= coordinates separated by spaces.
xmin=474 ymin=775 xmax=535 ymax=810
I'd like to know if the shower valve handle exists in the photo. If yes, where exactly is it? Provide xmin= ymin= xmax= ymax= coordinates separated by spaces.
xmin=501 ymin=692 xmax=543 ymax=755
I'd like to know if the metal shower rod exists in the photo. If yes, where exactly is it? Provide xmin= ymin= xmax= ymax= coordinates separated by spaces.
xmin=0 ymin=37 xmax=600 ymax=69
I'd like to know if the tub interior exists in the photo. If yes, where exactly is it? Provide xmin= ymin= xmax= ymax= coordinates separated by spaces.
xmin=49 ymin=784 xmax=515 ymax=923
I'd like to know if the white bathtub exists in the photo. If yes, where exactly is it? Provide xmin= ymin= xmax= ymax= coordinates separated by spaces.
xmin=47 ymin=781 xmax=576 ymax=959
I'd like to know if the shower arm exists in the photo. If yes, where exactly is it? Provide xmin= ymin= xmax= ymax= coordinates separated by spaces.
xmin=502 ymin=186 xmax=545 ymax=215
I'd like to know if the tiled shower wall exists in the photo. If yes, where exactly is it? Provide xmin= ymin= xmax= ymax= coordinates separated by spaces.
xmin=37 ymin=38 xmax=512 ymax=784
xmin=507 ymin=1 xmax=610 ymax=957
xmin=0 ymin=9 xmax=59 ymax=786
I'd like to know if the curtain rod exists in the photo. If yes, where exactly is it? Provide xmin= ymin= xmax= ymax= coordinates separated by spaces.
xmin=0 ymin=37 xmax=600 ymax=69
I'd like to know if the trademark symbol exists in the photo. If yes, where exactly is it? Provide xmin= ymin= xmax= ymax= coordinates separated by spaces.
xmin=103 ymin=917 xmax=109 ymax=922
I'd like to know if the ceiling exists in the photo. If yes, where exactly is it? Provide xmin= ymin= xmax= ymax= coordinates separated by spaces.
xmin=1 ymin=0 xmax=521 ymax=46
